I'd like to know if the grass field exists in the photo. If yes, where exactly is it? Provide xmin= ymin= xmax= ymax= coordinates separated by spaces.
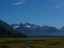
xmin=0 ymin=37 xmax=64 ymax=48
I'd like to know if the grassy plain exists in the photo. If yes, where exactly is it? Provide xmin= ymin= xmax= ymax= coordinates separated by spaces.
xmin=0 ymin=37 xmax=64 ymax=48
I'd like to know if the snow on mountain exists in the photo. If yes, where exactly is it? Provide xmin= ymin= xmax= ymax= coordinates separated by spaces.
xmin=14 ymin=26 xmax=19 ymax=29
xmin=25 ymin=25 xmax=31 ymax=28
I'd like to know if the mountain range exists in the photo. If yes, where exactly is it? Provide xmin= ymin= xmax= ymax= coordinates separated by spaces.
xmin=11 ymin=23 xmax=64 ymax=36
xmin=0 ymin=19 xmax=64 ymax=37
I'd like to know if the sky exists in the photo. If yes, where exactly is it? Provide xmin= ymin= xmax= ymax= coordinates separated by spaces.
xmin=0 ymin=0 xmax=64 ymax=28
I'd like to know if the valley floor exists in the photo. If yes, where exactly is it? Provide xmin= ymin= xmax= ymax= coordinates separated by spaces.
xmin=0 ymin=37 xmax=64 ymax=48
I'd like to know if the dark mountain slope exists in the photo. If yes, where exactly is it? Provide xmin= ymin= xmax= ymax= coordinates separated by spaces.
xmin=0 ymin=20 xmax=26 ymax=38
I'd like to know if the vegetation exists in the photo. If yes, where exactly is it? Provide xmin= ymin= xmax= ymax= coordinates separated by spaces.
xmin=0 ymin=38 xmax=64 ymax=48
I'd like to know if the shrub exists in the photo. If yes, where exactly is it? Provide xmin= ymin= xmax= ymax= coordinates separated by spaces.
xmin=0 ymin=45 xmax=10 ymax=48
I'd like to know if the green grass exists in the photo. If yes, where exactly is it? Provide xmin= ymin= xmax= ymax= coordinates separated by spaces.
xmin=0 ymin=38 xmax=64 ymax=48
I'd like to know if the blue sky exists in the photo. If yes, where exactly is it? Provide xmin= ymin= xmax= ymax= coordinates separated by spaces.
xmin=0 ymin=0 xmax=64 ymax=28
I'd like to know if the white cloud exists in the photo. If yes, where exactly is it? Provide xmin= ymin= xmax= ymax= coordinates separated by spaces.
xmin=13 ymin=2 xmax=24 ymax=5
xmin=13 ymin=0 xmax=26 ymax=5
xmin=55 ymin=5 xmax=61 ymax=8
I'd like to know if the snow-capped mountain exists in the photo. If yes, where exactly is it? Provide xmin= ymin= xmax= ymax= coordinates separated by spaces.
xmin=11 ymin=23 xmax=64 ymax=36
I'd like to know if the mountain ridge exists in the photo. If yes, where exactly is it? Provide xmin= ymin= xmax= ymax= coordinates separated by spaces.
xmin=11 ymin=23 xmax=64 ymax=36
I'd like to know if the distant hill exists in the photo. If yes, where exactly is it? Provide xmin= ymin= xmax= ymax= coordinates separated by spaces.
xmin=0 ymin=20 xmax=26 ymax=38
xmin=11 ymin=23 xmax=64 ymax=36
